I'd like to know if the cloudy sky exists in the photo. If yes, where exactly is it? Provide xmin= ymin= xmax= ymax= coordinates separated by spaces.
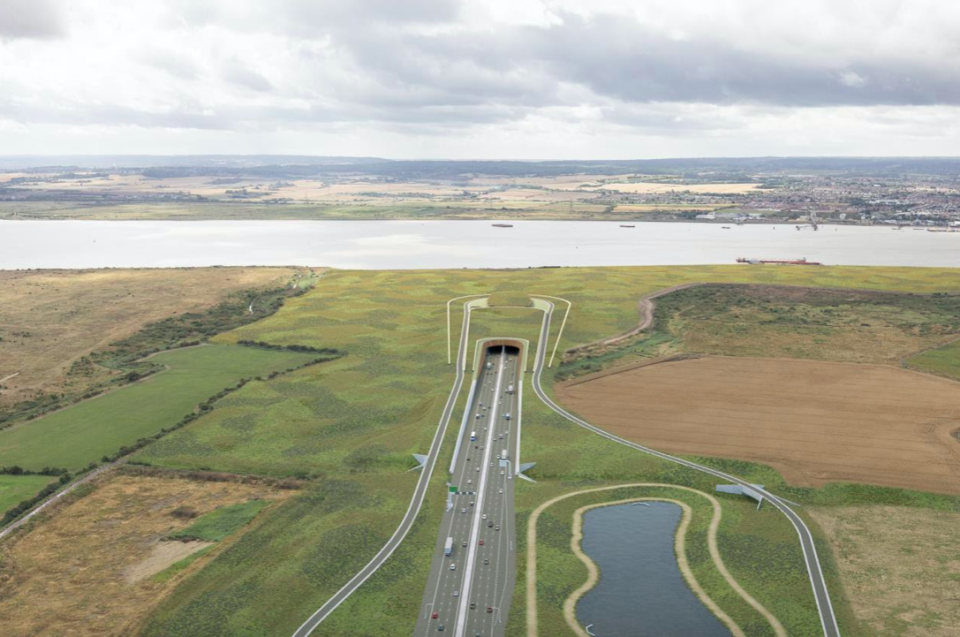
xmin=1 ymin=0 xmax=959 ymax=158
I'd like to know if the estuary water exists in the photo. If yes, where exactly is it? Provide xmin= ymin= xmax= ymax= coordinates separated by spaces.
xmin=576 ymin=502 xmax=731 ymax=637
xmin=0 ymin=219 xmax=958 ymax=269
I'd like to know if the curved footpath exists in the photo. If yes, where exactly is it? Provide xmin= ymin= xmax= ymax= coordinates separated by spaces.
xmin=291 ymin=301 xmax=474 ymax=637
xmin=530 ymin=301 xmax=841 ymax=637
xmin=524 ymin=483 xmax=786 ymax=637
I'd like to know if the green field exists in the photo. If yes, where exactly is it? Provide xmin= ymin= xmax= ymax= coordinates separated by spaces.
xmin=168 ymin=499 xmax=271 ymax=542
xmin=127 ymin=266 xmax=960 ymax=637
xmin=0 ymin=344 xmax=320 ymax=472
xmin=0 ymin=474 xmax=56 ymax=516
xmin=907 ymin=338 xmax=960 ymax=381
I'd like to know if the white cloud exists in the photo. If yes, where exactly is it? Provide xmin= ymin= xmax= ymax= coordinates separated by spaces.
xmin=1 ymin=0 xmax=959 ymax=157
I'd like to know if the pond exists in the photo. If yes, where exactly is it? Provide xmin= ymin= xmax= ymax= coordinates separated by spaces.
xmin=576 ymin=501 xmax=731 ymax=637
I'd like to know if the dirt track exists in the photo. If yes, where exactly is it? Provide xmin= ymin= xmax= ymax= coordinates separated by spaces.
xmin=557 ymin=357 xmax=960 ymax=494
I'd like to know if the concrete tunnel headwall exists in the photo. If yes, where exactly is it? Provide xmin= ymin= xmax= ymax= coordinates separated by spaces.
xmin=473 ymin=338 xmax=529 ymax=374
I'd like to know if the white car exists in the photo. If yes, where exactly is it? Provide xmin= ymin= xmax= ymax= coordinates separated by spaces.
xmin=450 ymin=563 xmax=456 ymax=571
xmin=453 ymin=590 xmax=459 ymax=597
xmin=498 ymin=488 xmax=503 ymax=494
xmin=482 ymin=514 xmax=487 ymax=520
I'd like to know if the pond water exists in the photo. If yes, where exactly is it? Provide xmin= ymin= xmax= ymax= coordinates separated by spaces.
xmin=576 ymin=501 xmax=731 ymax=637
xmin=1 ymin=219 xmax=958 ymax=269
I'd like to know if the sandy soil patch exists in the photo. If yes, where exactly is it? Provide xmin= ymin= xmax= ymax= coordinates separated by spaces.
xmin=123 ymin=540 xmax=213 ymax=583
xmin=557 ymin=356 xmax=960 ymax=494
xmin=0 ymin=473 xmax=290 ymax=637
xmin=808 ymin=505 xmax=960 ymax=637
xmin=0 ymin=267 xmax=296 ymax=406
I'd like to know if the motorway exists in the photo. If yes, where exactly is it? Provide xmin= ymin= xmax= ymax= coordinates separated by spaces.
xmin=529 ymin=301 xmax=842 ymax=637
xmin=291 ymin=301 xmax=476 ymax=637
xmin=415 ymin=345 xmax=520 ymax=637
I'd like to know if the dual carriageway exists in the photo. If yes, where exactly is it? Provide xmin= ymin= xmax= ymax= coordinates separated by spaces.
xmin=415 ymin=345 xmax=521 ymax=636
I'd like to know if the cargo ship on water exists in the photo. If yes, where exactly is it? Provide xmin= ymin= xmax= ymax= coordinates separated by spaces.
xmin=737 ymin=257 xmax=822 ymax=266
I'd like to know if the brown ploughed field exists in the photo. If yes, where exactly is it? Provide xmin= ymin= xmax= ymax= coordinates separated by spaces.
xmin=557 ymin=356 xmax=960 ymax=494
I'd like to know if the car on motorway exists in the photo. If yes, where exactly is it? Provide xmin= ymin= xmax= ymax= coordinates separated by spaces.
xmin=438 ymin=624 xmax=444 ymax=631
xmin=461 ymin=541 xmax=467 ymax=547
xmin=505 ymin=413 xmax=511 ymax=420
xmin=454 ymin=590 xmax=459 ymax=597
xmin=479 ymin=539 xmax=484 ymax=545
xmin=450 ymin=563 xmax=456 ymax=571
xmin=488 ymin=521 xmax=493 ymax=528
xmin=476 ymin=467 xmax=480 ymax=472
xmin=482 ymin=514 xmax=487 ymax=520
xmin=498 ymin=488 xmax=503 ymax=494
xmin=487 ymin=606 xmax=493 ymax=613
xmin=432 ymin=611 xmax=439 ymax=619
xmin=483 ymin=558 xmax=489 ymax=565
xmin=500 ymin=470 xmax=505 ymax=476
xmin=470 ymin=602 xmax=477 ymax=610
xmin=470 ymin=501 xmax=474 ymax=507
xmin=495 ymin=525 xmax=500 ymax=531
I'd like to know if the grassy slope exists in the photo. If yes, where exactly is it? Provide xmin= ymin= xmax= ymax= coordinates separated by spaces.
xmin=907 ymin=338 xmax=960 ymax=381
xmin=0 ymin=474 xmax=56 ymax=514
xmin=0 ymin=345 xmax=318 ymax=471
xmin=0 ymin=267 xmax=296 ymax=408
xmin=138 ymin=266 xmax=960 ymax=637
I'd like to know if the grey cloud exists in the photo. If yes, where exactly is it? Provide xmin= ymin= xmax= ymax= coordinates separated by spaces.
xmin=318 ymin=11 xmax=960 ymax=110
xmin=222 ymin=60 xmax=274 ymax=92
xmin=0 ymin=0 xmax=64 ymax=40
xmin=139 ymin=48 xmax=201 ymax=80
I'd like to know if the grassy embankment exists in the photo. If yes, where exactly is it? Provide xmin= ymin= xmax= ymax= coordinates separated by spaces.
xmin=130 ymin=265 xmax=960 ymax=637
xmin=557 ymin=283 xmax=960 ymax=380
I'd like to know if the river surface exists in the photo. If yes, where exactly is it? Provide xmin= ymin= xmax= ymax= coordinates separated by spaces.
xmin=1 ymin=220 xmax=958 ymax=269
xmin=576 ymin=502 xmax=731 ymax=637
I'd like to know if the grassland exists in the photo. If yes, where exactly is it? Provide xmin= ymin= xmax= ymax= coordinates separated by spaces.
xmin=0 ymin=474 xmax=55 ymax=515
xmin=651 ymin=284 xmax=960 ymax=364
xmin=0 ymin=267 xmax=298 ymax=407
xmin=808 ymin=505 xmax=960 ymax=637
xmin=26 ymin=265 xmax=960 ymax=636
xmin=0 ymin=344 xmax=320 ymax=472
xmin=167 ymin=499 xmax=270 ymax=542
xmin=0 ymin=472 xmax=291 ymax=637
xmin=907 ymin=338 xmax=960 ymax=381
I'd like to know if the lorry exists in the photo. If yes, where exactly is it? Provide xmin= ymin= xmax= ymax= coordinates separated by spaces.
xmin=502 ymin=449 xmax=508 ymax=460
xmin=444 ymin=536 xmax=453 ymax=556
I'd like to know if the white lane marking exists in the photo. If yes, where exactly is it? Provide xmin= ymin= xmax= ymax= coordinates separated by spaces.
xmin=454 ymin=351 xmax=507 ymax=637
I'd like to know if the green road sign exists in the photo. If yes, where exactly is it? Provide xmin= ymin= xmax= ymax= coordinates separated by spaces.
xmin=449 ymin=485 xmax=458 ymax=493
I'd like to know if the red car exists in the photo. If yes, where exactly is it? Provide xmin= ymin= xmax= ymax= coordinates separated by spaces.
xmin=487 ymin=606 xmax=493 ymax=614
xmin=432 ymin=611 xmax=439 ymax=619
xmin=478 ymin=540 xmax=484 ymax=545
